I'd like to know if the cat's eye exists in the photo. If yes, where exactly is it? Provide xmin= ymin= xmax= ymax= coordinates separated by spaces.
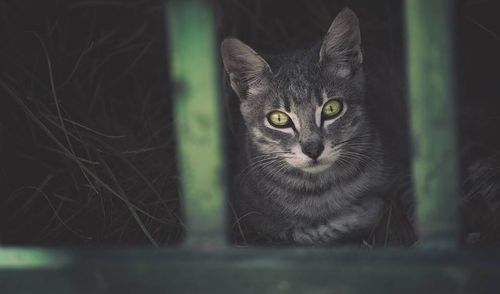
xmin=322 ymin=99 xmax=342 ymax=119
xmin=267 ymin=111 xmax=291 ymax=128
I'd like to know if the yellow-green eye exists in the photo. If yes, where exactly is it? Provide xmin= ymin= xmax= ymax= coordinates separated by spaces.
xmin=267 ymin=111 xmax=291 ymax=128
xmin=322 ymin=99 xmax=342 ymax=118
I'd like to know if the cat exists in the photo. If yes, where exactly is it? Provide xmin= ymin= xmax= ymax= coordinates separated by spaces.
xmin=221 ymin=8 xmax=397 ymax=245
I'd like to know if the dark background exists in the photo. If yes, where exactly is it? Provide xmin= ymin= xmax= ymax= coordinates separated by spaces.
xmin=0 ymin=0 xmax=499 ymax=247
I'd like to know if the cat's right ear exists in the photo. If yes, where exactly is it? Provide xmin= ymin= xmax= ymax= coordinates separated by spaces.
xmin=221 ymin=38 xmax=272 ymax=100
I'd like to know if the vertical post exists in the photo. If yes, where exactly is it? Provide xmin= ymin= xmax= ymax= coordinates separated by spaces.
xmin=405 ymin=0 xmax=459 ymax=248
xmin=166 ymin=0 xmax=226 ymax=248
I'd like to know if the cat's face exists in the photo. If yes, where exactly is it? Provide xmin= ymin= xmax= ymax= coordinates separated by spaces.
xmin=240 ymin=75 xmax=365 ymax=174
xmin=222 ymin=8 xmax=370 ymax=174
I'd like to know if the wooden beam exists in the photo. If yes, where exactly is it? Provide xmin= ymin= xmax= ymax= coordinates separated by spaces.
xmin=166 ymin=0 xmax=227 ymax=247
xmin=1 ymin=248 xmax=500 ymax=293
xmin=405 ymin=0 xmax=459 ymax=248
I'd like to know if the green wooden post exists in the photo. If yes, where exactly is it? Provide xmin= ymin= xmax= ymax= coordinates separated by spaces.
xmin=166 ymin=0 xmax=227 ymax=247
xmin=405 ymin=0 xmax=459 ymax=248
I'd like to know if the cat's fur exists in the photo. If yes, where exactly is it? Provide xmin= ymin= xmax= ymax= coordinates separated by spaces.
xmin=221 ymin=8 xmax=393 ymax=245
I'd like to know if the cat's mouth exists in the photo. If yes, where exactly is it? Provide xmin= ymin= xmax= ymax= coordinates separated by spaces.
xmin=298 ymin=160 xmax=332 ymax=174
xmin=284 ymin=150 xmax=338 ymax=174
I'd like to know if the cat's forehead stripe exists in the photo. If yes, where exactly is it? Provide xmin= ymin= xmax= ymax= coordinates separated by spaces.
xmin=322 ymin=89 xmax=331 ymax=103
xmin=283 ymin=96 xmax=291 ymax=112
xmin=314 ymin=87 xmax=323 ymax=106
xmin=271 ymin=100 xmax=282 ymax=109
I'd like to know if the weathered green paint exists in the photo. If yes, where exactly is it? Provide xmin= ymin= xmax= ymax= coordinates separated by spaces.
xmin=0 ymin=250 xmax=72 ymax=269
xmin=405 ymin=0 xmax=459 ymax=248
xmin=166 ymin=0 xmax=226 ymax=247
xmin=1 ymin=248 xmax=500 ymax=293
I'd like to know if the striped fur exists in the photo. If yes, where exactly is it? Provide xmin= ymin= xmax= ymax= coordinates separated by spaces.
xmin=222 ymin=9 xmax=389 ymax=245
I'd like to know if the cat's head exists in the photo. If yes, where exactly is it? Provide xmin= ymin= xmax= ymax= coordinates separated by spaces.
xmin=221 ymin=8 xmax=374 ymax=175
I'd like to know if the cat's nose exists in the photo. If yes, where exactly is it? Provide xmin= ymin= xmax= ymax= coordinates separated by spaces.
xmin=301 ymin=141 xmax=324 ymax=160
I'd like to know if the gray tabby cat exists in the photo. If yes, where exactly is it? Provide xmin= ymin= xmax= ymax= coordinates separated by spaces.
xmin=221 ymin=8 xmax=388 ymax=245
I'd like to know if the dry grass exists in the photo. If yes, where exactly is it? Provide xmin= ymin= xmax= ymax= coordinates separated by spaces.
xmin=0 ymin=0 xmax=182 ymax=246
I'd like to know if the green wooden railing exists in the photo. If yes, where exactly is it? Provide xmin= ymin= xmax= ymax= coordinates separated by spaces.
xmin=406 ymin=0 xmax=459 ymax=248
xmin=167 ymin=0 xmax=226 ymax=248
xmin=1 ymin=0 xmax=500 ymax=293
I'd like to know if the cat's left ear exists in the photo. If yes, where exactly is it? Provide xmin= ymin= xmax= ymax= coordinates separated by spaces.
xmin=320 ymin=8 xmax=363 ymax=78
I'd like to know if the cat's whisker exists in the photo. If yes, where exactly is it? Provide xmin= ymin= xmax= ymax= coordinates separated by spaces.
xmin=336 ymin=156 xmax=367 ymax=176
xmin=335 ymin=134 xmax=377 ymax=146
xmin=239 ymin=155 xmax=287 ymax=182
xmin=339 ymin=152 xmax=379 ymax=170
xmin=248 ymin=152 xmax=290 ymax=161
xmin=342 ymin=150 xmax=379 ymax=162
xmin=238 ymin=158 xmax=277 ymax=180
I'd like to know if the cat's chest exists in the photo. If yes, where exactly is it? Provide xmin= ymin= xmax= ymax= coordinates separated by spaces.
xmin=241 ymin=163 xmax=383 ymax=221
xmin=281 ymin=187 xmax=359 ymax=220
